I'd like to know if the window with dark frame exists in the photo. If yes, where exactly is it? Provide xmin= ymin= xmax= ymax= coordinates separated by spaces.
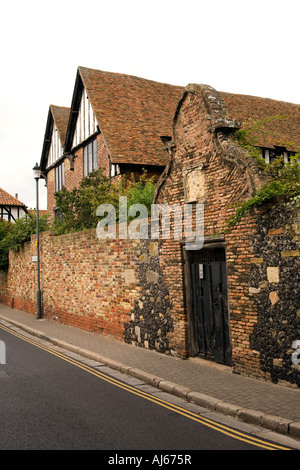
xmin=261 ymin=147 xmax=295 ymax=164
xmin=110 ymin=163 xmax=121 ymax=178
xmin=269 ymin=148 xmax=286 ymax=164
xmin=83 ymin=138 xmax=97 ymax=177
xmin=55 ymin=161 xmax=65 ymax=192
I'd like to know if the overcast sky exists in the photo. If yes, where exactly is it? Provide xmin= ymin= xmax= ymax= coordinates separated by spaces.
xmin=0 ymin=0 xmax=299 ymax=210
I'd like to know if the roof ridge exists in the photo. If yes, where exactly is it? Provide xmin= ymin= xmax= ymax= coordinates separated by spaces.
xmin=78 ymin=65 xmax=184 ymax=89
xmin=220 ymin=90 xmax=300 ymax=107
xmin=50 ymin=104 xmax=70 ymax=110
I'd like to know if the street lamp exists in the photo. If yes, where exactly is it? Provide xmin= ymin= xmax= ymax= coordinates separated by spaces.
xmin=33 ymin=163 xmax=42 ymax=319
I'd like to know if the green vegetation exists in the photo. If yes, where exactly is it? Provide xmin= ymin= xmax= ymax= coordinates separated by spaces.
xmin=227 ymin=116 xmax=300 ymax=228
xmin=0 ymin=170 xmax=156 ymax=270
xmin=0 ymin=214 xmax=50 ymax=270
xmin=53 ymin=170 xmax=156 ymax=235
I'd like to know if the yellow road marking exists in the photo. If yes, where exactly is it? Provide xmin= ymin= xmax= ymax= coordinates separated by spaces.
xmin=0 ymin=323 xmax=292 ymax=450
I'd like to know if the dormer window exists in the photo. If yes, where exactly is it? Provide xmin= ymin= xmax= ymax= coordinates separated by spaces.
xmin=110 ymin=163 xmax=120 ymax=178
xmin=262 ymin=147 xmax=293 ymax=164
xmin=83 ymin=138 xmax=97 ymax=177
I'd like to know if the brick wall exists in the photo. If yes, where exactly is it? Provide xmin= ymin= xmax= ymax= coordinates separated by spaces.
xmin=0 ymin=230 xmax=141 ymax=341
xmin=0 ymin=83 xmax=299 ymax=386
xmin=0 ymin=204 xmax=298 ymax=384
xmin=154 ymin=84 xmax=300 ymax=385
xmin=46 ymin=168 xmax=55 ymax=214
xmin=155 ymin=86 xmax=262 ymax=366
xmin=0 ymin=229 xmax=176 ymax=351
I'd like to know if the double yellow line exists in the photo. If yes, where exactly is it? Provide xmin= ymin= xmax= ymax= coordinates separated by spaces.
xmin=0 ymin=322 xmax=291 ymax=450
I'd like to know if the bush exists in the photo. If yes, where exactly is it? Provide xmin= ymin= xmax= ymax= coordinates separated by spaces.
xmin=0 ymin=219 xmax=12 ymax=270
xmin=0 ymin=214 xmax=50 ymax=270
xmin=53 ymin=169 xmax=156 ymax=235
xmin=0 ymin=170 xmax=156 ymax=269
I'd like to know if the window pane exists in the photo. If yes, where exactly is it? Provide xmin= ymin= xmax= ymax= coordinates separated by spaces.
xmin=59 ymin=165 xmax=61 ymax=191
xmin=83 ymin=146 xmax=88 ymax=177
xmin=55 ymin=162 xmax=65 ymax=191
xmin=88 ymin=142 xmax=93 ymax=173
xmin=93 ymin=139 xmax=97 ymax=171
xmin=83 ymin=138 xmax=97 ymax=177
xmin=55 ymin=167 xmax=58 ymax=192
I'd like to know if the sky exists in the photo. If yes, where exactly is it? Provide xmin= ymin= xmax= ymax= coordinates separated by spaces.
xmin=0 ymin=0 xmax=299 ymax=210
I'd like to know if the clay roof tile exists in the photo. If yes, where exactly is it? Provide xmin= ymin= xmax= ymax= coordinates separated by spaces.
xmin=76 ymin=67 xmax=184 ymax=165
xmin=221 ymin=92 xmax=300 ymax=151
xmin=0 ymin=188 xmax=27 ymax=207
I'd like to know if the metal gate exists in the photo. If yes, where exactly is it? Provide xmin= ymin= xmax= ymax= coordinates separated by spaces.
xmin=190 ymin=247 xmax=231 ymax=365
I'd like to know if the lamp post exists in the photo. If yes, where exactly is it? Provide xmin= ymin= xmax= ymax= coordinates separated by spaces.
xmin=33 ymin=163 xmax=42 ymax=319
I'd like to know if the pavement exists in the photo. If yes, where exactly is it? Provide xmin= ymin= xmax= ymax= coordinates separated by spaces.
xmin=1 ymin=302 xmax=300 ymax=444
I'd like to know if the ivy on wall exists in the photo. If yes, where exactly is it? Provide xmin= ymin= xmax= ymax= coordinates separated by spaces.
xmin=227 ymin=116 xmax=300 ymax=228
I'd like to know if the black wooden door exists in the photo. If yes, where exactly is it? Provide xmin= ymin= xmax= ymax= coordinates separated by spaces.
xmin=191 ymin=248 xmax=231 ymax=365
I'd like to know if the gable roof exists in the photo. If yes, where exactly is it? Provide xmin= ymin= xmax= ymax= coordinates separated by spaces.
xmin=50 ymin=105 xmax=70 ymax=144
xmin=0 ymin=188 xmax=27 ymax=208
xmin=41 ymin=69 xmax=300 ymax=174
xmin=221 ymin=92 xmax=300 ymax=152
xmin=40 ymin=105 xmax=70 ymax=171
xmin=64 ymin=66 xmax=184 ymax=166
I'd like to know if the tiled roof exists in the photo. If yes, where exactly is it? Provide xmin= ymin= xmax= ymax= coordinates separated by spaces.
xmin=50 ymin=105 xmax=70 ymax=146
xmin=0 ymin=188 xmax=26 ymax=207
xmin=46 ymin=67 xmax=300 ymax=172
xmin=40 ymin=105 xmax=70 ymax=170
xmin=221 ymin=92 xmax=300 ymax=152
xmin=77 ymin=67 xmax=184 ymax=166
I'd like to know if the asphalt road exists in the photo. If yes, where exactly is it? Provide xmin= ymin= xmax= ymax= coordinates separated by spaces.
xmin=0 ymin=323 xmax=294 ymax=455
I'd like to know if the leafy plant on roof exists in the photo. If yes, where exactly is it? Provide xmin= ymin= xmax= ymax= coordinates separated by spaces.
xmin=227 ymin=115 xmax=300 ymax=228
